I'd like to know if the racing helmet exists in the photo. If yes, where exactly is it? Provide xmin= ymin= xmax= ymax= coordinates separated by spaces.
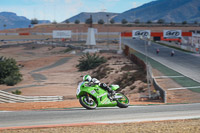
xmin=83 ymin=75 xmax=92 ymax=82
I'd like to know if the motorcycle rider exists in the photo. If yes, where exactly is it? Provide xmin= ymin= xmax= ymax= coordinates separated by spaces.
xmin=83 ymin=75 xmax=115 ymax=99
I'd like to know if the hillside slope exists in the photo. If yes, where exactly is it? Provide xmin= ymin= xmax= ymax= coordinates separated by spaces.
xmin=113 ymin=0 xmax=200 ymax=23
xmin=63 ymin=12 xmax=119 ymax=23
xmin=0 ymin=12 xmax=50 ymax=30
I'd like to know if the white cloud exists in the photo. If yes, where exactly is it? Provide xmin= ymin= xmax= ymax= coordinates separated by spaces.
xmin=132 ymin=2 xmax=138 ymax=8
xmin=106 ymin=0 xmax=120 ymax=2
xmin=132 ymin=2 xmax=141 ymax=8
xmin=65 ymin=0 xmax=72 ymax=3
xmin=43 ymin=0 xmax=56 ymax=3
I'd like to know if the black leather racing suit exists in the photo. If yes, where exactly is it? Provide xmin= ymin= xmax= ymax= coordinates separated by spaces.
xmin=99 ymin=83 xmax=114 ymax=95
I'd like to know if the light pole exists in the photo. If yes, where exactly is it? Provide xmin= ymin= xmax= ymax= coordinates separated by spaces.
xmin=117 ymin=32 xmax=123 ymax=54
xmin=140 ymin=36 xmax=151 ymax=99
xmin=106 ymin=14 xmax=109 ymax=49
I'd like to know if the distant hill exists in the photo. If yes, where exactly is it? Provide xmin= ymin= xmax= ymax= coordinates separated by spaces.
xmin=63 ymin=12 xmax=119 ymax=23
xmin=113 ymin=0 xmax=200 ymax=23
xmin=0 ymin=12 xmax=50 ymax=30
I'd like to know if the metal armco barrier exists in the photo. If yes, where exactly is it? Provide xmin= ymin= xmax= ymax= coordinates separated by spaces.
xmin=153 ymin=78 xmax=167 ymax=103
xmin=123 ymin=44 xmax=167 ymax=103
xmin=0 ymin=90 xmax=63 ymax=103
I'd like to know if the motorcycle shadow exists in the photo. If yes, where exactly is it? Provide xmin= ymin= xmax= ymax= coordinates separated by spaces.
xmin=40 ymin=107 xmax=126 ymax=111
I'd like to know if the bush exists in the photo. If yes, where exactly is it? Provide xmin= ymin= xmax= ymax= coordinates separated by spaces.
xmin=110 ymin=19 xmax=115 ymax=24
xmin=85 ymin=18 xmax=93 ymax=25
xmin=12 ymin=90 xmax=22 ymax=95
xmin=121 ymin=19 xmax=128 ymax=24
xmin=98 ymin=19 xmax=104 ymax=24
xmin=74 ymin=20 xmax=80 ymax=24
xmin=157 ymin=19 xmax=165 ymax=24
xmin=76 ymin=53 xmax=107 ymax=71
xmin=0 ymin=56 xmax=22 ymax=86
xmin=62 ymin=47 xmax=73 ymax=53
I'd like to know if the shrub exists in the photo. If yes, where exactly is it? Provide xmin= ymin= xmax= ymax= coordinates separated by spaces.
xmin=121 ymin=19 xmax=128 ymax=24
xmin=157 ymin=19 xmax=165 ymax=24
xmin=76 ymin=53 xmax=107 ymax=71
xmin=63 ymin=47 xmax=73 ymax=53
xmin=31 ymin=18 xmax=38 ymax=25
xmin=98 ymin=19 xmax=104 ymax=24
xmin=74 ymin=20 xmax=80 ymax=24
xmin=85 ymin=18 xmax=93 ymax=25
xmin=0 ymin=56 xmax=22 ymax=86
xmin=182 ymin=21 xmax=187 ymax=25
xmin=110 ymin=19 xmax=115 ymax=24
xmin=65 ymin=20 xmax=70 ymax=24
xmin=147 ymin=20 xmax=152 ymax=24
xmin=134 ymin=19 xmax=140 ymax=24
xmin=12 ymin=90 xmax=22 ymax=95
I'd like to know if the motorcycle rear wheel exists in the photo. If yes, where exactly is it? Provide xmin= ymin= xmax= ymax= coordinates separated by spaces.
xmin=116 ymin=93 xmax=129 ymax=108
xmin=79 ymin=95 xmax=97 ymax=109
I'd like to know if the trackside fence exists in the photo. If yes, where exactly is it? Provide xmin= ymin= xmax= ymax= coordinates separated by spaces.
xmin=123 ymin=44 xmax=167 ymax=103
xmin=152 ymin=78 xmax=167 ymax=103
xmin=0 ymin=90 xmax=63 ymax=103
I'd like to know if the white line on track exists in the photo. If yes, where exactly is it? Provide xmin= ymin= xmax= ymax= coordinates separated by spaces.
xmin=0 ymin=111 xmax=13 ymax=113
xmin=98 ymin=115 xmax=200 ymax=124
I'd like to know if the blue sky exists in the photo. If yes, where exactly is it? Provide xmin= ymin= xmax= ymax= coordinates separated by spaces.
xmin=0 ymin=0 xmax=154 ymax=22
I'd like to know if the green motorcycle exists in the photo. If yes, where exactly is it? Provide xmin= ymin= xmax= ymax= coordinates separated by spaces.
xmin=76 ymin=81 xmax=129 ymax=109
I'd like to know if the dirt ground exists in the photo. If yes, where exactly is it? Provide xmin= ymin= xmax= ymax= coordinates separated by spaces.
xmin=0 ymin=43 xmax=164 ymax=111
xmin=0 ymin=25 xmax=199 ymax=132
xmin=1 ymin=119 xmax=200 ymax=133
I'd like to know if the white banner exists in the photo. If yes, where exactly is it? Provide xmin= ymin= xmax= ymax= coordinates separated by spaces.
xmin=53 ymin=30 xmax=71 ymax=38
xmin=132 ymin=30 xmax=151 ymax=38
xmin=164 ymin=30 xmax=182 ymax=38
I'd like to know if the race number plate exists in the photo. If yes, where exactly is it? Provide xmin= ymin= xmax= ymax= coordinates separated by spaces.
xmin=90 ymin=90 xmax=96 ymax=94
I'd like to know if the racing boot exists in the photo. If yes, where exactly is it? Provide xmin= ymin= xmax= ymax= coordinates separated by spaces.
xmin=108 ymin=89 xmax=115 ymax=101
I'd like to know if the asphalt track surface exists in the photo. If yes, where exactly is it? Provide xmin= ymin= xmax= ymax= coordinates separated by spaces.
xmin=0 ymin=103 xmax=200 ymax=128
xmin=122 ymin=38 xmax=200 ymax=83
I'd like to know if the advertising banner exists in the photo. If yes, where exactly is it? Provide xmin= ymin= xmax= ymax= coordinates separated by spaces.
xmin=53 ymin=30 xmax=71 ymax=38
xmin=164 ymin=30 xmax=182 ymax=38
xmin=132 ymin=30 xmax=151 ymax=38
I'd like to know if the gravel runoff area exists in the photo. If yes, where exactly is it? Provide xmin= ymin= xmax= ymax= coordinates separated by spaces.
xmin=1 ymin=119 xmax=200 ymax=133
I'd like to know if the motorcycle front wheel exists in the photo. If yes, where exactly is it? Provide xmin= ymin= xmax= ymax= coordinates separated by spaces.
xmin=116 ymin=93 xmax=129 ymax=108
xmin=79 ymin=95 xmax=97 ymax=109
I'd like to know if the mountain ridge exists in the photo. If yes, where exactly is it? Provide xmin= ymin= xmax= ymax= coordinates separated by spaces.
xmin=63 ymin=12 xmax=119 ymax=23
xmin=113 ymin=0 xmax=200 ymax=23
xmin=0 ymin=12 xmax=50 ymax=30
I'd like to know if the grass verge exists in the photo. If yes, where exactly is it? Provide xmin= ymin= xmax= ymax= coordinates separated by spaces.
xmin=134 ymin=51 xmax=200 ymax=93
xmin=155 ymin=41 xmax=195 ymax=53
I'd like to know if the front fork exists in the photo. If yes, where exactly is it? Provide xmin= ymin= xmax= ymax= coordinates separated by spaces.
xmin=86 ymin=93 xmax=90 ymax=102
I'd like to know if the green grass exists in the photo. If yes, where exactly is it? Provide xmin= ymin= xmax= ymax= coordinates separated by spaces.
xmin=134 ymin=52 xmax=200 ymax=93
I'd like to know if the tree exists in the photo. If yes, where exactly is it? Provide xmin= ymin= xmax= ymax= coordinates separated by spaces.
xmin=110 ymin=19 xmax=115 ymax=24
xmin=170 ymin=21 xmax=175 ymax=25
xmin=157 ymin=19 xmax=165 ymax=24
xmin=85 ymin=18 xmax=93 ymax=25
xmin=121 ymin=19 xmax=128 ymax=24
xmin=52 ymin=20 xmax=57 ymax=24
xmin=0 ymin=56 xmax=22 ymax=86
xmin=194 ymin=21 xmax=198 ymax=24
xmin=146 ymin=20 xmax=152 ymax=24
xmin=98 ymin=19 xmax=104 ymax=24
xmin=3 ymin=24 xmax=6 ymax=30
xmin=182 ymin=21 xmax=187 ymax=25
xmin=31 ymin=18 xmax=38 ymax=25
xmin=75 ymin=20 xmax=80 ymax=24
xmin=65 ymin=20 xmax=70 ymax=24
xmin=134 ymin=19 xmax=140 ymax=24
